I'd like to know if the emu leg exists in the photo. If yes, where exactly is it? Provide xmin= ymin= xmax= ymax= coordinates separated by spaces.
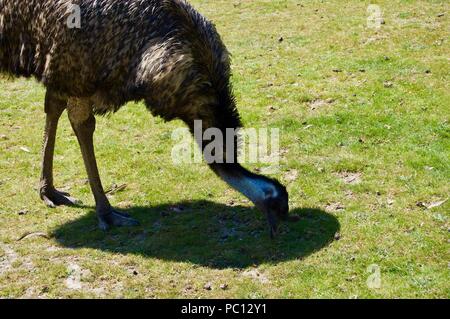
xmin=67 ymin=98 xmax=139 ymax=230
xmin=40 ymin=91 xmax=79 ymax=207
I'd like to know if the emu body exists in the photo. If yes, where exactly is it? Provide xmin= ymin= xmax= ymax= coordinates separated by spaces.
xmin=0 ymin=0 xmax=289 ymax=236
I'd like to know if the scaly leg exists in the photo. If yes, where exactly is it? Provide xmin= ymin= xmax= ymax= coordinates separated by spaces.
xmin=40 ymin=90 xmax=79 ymax=207
xmin=67 ymin=98 xmax=139 ymax=230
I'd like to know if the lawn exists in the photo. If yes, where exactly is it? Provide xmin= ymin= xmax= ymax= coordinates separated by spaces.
xmin=0 ymin=0 xmax=449 ymax=298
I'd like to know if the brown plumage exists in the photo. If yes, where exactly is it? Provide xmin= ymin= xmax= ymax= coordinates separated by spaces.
xmin=0 ymin=0 xmax=289 ymax=237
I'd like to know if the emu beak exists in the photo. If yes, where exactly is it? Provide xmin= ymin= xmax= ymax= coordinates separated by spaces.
xmin=266 ymin=208 xmax=279 ymax=239
xmin=254 ymin=199 xmax=281 ymax=239
xmin=269 ymin=223 xmax=278 ymax=239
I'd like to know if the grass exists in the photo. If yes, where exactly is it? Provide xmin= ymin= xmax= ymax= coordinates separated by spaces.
xmin=0 ymin=0 xmax=449 ymax=298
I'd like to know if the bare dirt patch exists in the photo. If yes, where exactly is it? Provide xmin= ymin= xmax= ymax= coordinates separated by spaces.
xmin=336 ymin=172 xmax=362 ymax=185
xmin=242 ymin=269 xmax=270 ymax=284
xmin=0 ymin=243 xmax=18 ymax=275
xmin=308 ymin=98 xmax=335 ymax=110
xmin=325 ymin=202 xmax=345 ymax=212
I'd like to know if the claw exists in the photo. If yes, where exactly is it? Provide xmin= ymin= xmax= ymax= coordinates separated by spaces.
xmin=98 ymin=209 xmax=140 ymax=231
xmin=41 ymin=188 xmax=81 ymax=207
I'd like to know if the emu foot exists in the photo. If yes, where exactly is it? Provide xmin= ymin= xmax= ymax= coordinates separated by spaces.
xmin=41 ymin=188 xmax=81 ymax=208
xmin=97 ymin=209 xmax=140 ymax=231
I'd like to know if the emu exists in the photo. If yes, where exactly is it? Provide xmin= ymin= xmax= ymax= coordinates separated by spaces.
xmin=0 ymin=0 xmax=289 ymax=237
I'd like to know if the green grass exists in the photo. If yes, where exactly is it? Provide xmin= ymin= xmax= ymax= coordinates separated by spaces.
xmin=0 ymin=0 xmax=449 ymax=298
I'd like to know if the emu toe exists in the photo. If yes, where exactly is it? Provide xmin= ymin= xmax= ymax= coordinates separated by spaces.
xmin=41 ymin=188 xmax=81 ymax=208
xmin=98 ymin=209 xmax=140 ymax=231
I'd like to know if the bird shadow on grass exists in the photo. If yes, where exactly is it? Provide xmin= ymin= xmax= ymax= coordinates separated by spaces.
xmin=53 ymin=200 xmax=339 ymax=269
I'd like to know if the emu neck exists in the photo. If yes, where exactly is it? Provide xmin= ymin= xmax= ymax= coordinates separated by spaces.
xmin=214 ymin=164 xmax=276 ymax=205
